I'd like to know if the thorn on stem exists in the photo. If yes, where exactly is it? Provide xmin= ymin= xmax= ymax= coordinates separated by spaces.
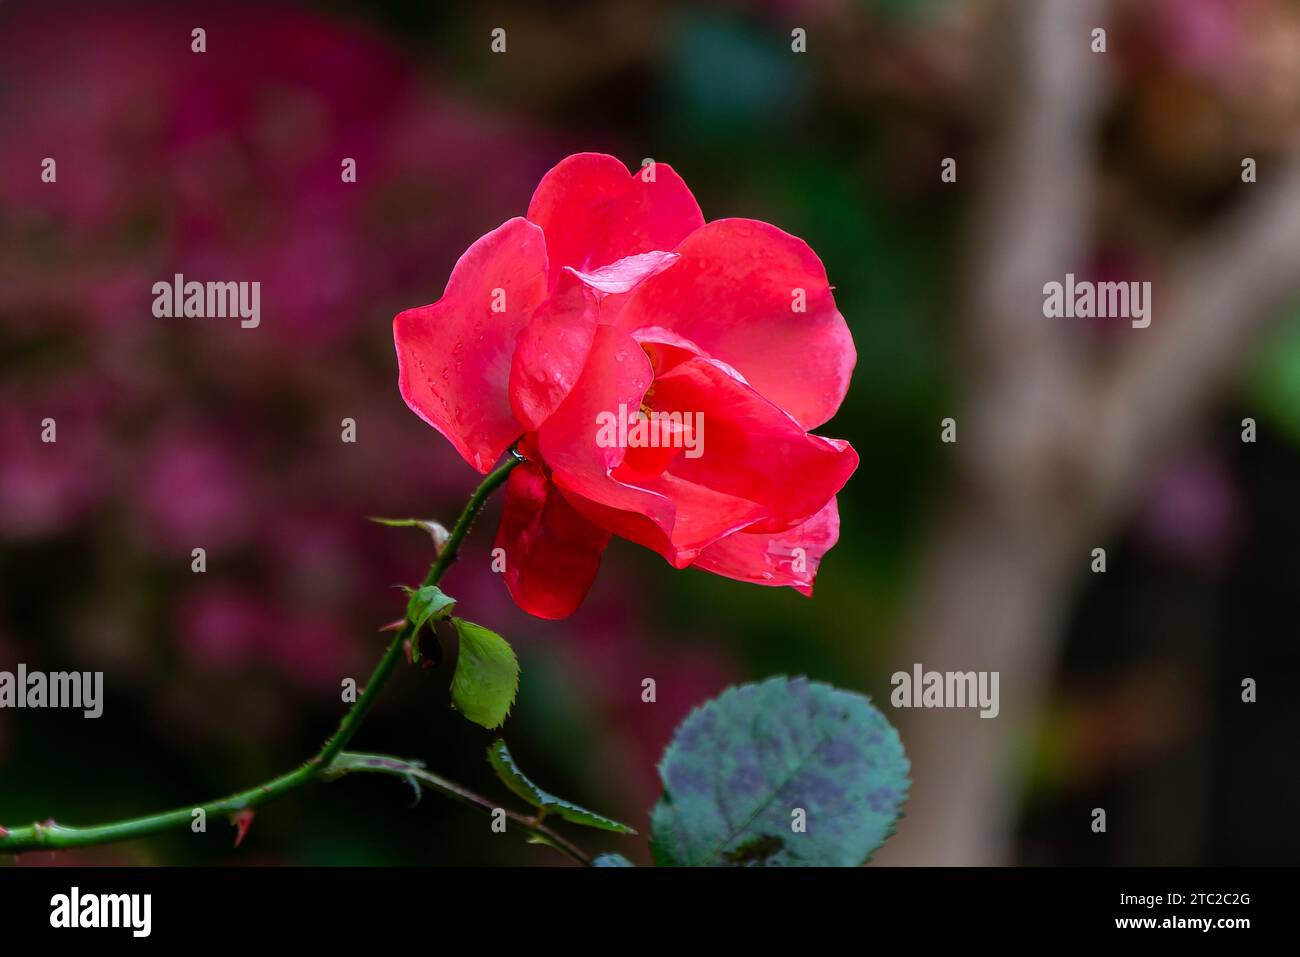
xmin=231 ymin=809 xmax=256 ymax=848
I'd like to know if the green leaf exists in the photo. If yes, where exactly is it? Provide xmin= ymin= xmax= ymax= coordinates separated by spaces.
xmin=402 ymin=585 xmax=456 ymax=664
xmin=369 ymin=516 xmax=450 ymax=551
xmin=449 ymin=619 xmax=519 ymax=729
xmin=592 ymin=852 xmax=635 ymax=867
xmin=650 ymin=676 xmax=909 ymax=867
xmin=405 ymin=585 xmax=456 ymax=631
xmin=487 ymin=739 xmax=636 ymax=834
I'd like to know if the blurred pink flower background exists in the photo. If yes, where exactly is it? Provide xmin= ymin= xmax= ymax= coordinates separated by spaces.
xmin=0 ymin=4 xmax=734 ymax=843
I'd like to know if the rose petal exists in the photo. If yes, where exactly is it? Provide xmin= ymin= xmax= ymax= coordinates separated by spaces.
xmin=563 ymin=473 xmax=766 ymax=569
xmin=509 ymin=252 xmax=682 ymax=434
xmin=631 ymin=326 xmax=737 ymax=379
xmin=526 ymin=153 xmax=703 ymax=279
xmin=693 ymin=498 xmax=841 ymax=596
xmin=538 ymin=325 xmax=765 ymax=565
xmin=644 ymin=354 xmax=859 ymax=530
xmin=494 ymin=461 xmax=611 ymax=619
xmin=563 ymin=250 xmax=680 ymax=295
xmin=616 ymin=218 xmax=855 ymax=430
xmin=508 ymin=273 xmax=600 ymax=433
xmin=394 ymin=217 xmax=548 ymax=472
xmin=538 ymin=324 xmax=655 ymax=483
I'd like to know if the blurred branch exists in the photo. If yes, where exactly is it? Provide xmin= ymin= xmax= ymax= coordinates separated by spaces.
xmin=1097 ymin=150 xmax=1300 ymax=517
xmin=965 ymin=0 xmax=1103 ymax=385
xmin=879 ymin=0 xmax=1109 ymax=866
xmin=885 ymin=0 xmax=1300 ymax=866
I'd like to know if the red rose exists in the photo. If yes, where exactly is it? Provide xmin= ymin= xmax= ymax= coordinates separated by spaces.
xmin=394 ymin=154 xmax=857 ymax=618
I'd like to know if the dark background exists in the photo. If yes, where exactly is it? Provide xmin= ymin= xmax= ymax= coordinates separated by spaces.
xmin=1 ymin=0 xmax=1297 ymax=865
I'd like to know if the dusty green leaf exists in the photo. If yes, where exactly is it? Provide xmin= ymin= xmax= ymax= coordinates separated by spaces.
xmin=650 ymin=676 xmax=909 ymax=867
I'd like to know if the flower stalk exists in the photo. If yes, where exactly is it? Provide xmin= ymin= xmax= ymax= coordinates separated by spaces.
xmin=0 ymin=453 xmax=523 ymax=855
xmin=324 ymin=752 xmax=591 ymax=865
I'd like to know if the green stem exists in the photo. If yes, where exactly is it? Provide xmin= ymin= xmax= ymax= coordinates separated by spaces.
xmin=316 ymin=451 xmax=521 ymax=769
xmin=326 ymin=752 xmax=592 ymax=866
xmin=0 ymin=452 xmax=523 ymax=854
